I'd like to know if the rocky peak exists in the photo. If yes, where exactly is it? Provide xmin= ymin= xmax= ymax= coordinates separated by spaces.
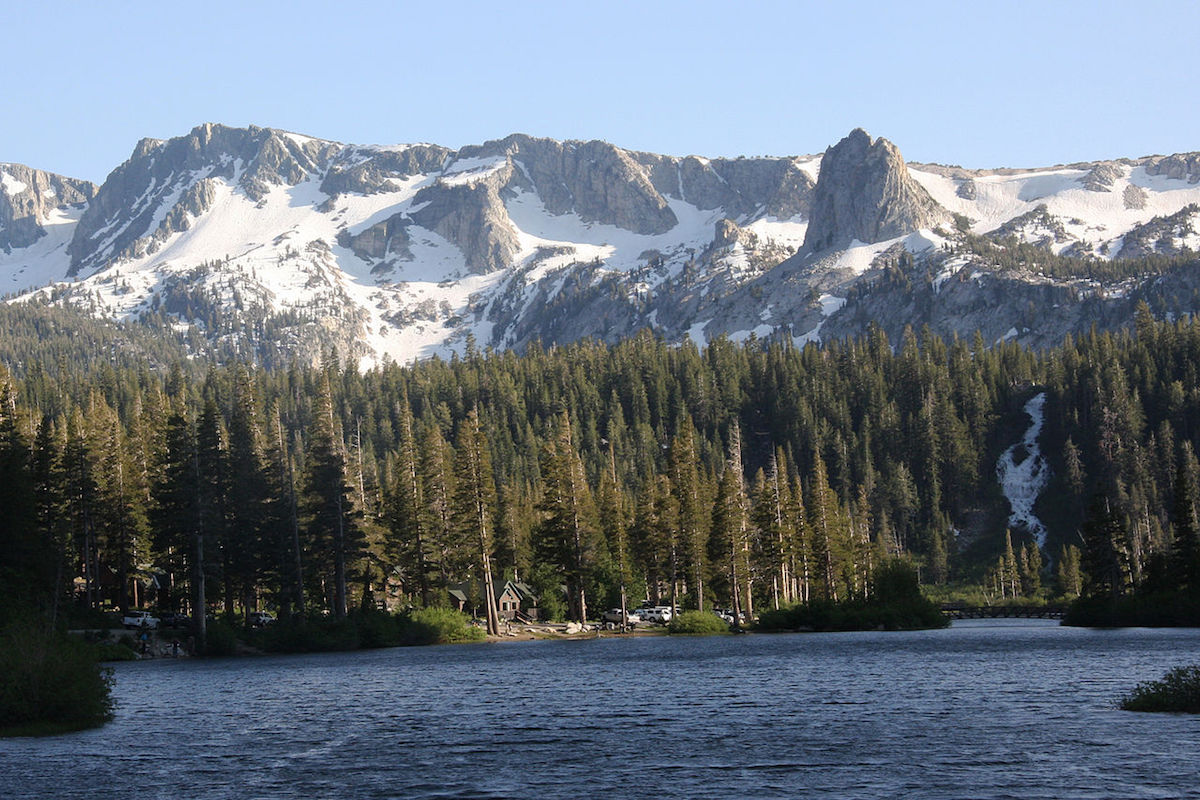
xmin=67 ymin=124 xmax=343 ymax=274
xmin=802 ymin=128 xmax=947 ymax=254
xmin=0 ymin=163 xmax=95 ymax=252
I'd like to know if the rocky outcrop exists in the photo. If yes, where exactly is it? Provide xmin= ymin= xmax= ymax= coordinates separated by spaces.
xmin=802 ymin=129 xmax=947 ymax=254
xmin=988 ymin=204 xmax=1072 ymax=249
xmin=0 ymin=164 xmax=94 ymax=252
xmin=409 ymin=180 xmax=521 ymax=274
xmin=1115 ymin=204 xmax=1200 ymax=260
xmin=502 ymin=136 xmax=678 ymax=234
xmin=714 ymin=218 xmax=743 ymax=247
xmin=1079 ymin=163 xmax=1123 ymax=191
xmin=319 ymin=145 xmax=450 ymax=196
xmin=338 ymin=213 xmax=414 ymax=271
xmin=631 ymin=151 xmax=815 ymax=219
xmin=1123 ymin=184 xmax=1148 ymax=210
xmin=1146 ymin=152 xmax=1200 ymax=183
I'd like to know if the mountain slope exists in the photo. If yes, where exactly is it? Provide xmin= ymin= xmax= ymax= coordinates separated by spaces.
xmin=3 ymin=124 xmax=1200 ymax=367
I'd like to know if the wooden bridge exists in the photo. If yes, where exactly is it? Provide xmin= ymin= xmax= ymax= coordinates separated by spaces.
xmin=940 ymin=603 xmax=1066 ymax=620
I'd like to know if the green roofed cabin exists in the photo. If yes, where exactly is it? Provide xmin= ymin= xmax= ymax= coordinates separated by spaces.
xmin=497 ymin=581 xmax=540 ymax=622
xmin=447 ymin=581 xmax=539 ymax=621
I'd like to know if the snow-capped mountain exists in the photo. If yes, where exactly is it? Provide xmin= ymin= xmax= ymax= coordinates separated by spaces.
xmin=3 ymin=123 xmax=1200 ymax=366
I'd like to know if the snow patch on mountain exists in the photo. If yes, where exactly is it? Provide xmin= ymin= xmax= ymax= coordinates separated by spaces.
xmin=792 ymin=293 xmax=846 ymax=347
xmin=1 ymin=170 xmax=28 ymax=196
xmin=911 ymin=164 xmax=1200 ymax=258
xmin=0 ymin=204 xmax=83 ymax=289
xmin=996 ymin=392 xmax=1051 ymax=548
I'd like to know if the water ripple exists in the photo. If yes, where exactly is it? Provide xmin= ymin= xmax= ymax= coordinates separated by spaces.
xmin=5 ymin=620 xmax=1200 ymax=799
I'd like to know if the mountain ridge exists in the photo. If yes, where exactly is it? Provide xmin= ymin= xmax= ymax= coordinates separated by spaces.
xmin=2 ymin=123 xmax=1199 ymax=368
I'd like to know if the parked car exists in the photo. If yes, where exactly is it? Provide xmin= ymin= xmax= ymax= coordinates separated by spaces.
xmin=601 ymin=608 xmax=641 ymax=625
xmin=247 ymin=611 xmax=276 ymax=627
xmin=641 ymin=606 xmax=674 ymax=624
xmin=122 ymin=610 xmax=160 ymax=630
xmin=158 ymin=612 xmax=191 ymax=628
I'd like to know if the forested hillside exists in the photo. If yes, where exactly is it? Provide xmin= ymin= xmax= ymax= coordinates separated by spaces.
xmin=2 ymin=306 xmax=1199 ymax=631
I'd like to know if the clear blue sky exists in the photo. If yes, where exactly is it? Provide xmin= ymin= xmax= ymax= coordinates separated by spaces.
xmin=4 ymin=0 xmax=1197 ymax=183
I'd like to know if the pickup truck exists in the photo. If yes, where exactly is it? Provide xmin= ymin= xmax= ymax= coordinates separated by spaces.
xmin=122 ymin=610 xmax=160 ymax=630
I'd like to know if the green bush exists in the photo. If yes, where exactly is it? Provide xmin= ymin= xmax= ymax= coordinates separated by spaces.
xmin=352 ymin=609 xmax=402 ymax=649
xmin=1121 ymin=666 xmax=1200 ymax=713
xmin=667 ymin=611 xmax=730 ymax=635
xmin=252 ymin=615 xmax=367 ymax=653
xmin=1065 ymin=592 xmax=1200 ymax=627
xmin=202 ymin=619 xmax=239 ymax=657
xmin=0 ymin=616 xmax=113 ymax=736
xmin=242 ymin=607 xmax=486 ymax=653
xmin=91 ymin=640 xmax=139 ymax=662
xmin=754 ymin=560 xmax=949 ymax=633
xmin=400 ymin=607 xmax=485 ymax=645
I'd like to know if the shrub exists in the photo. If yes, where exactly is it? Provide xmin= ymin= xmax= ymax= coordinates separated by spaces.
xmin=0 ymin=615 xmax=113 ymax=736
xmin=91 ymin=640 xmax=139 ymax=662
xmin=754 ymin=560 xmax=949 ymax=633
xmin=1120 ymin=666 xmax=1200 ymax=713
xmin=1065 ymin=592 xmax=1200 ymax=627
xmin=667 ymin=611 xmax=730 ymax=635
xmin=400 ymin=607 xmax=485 ymax=645
xmin=352 ymin=609 xmax=402 ymax=649
xmin=253 ymin=615 xmax=368 ymax=653
xmin=201 ymin=619 xmax=239 ymax=657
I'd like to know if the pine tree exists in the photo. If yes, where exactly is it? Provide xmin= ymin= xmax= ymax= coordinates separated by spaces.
xmin=1170 ymin=442 xmax=1200 ymax=592
xmin=534 ymin=412 xmax=601 ymax=623
xmin=669 ymin=416 xmax=709 ymax=611
xmin=598 ymin=441 xmax=632 ymax=624
xmin=196 ymin=397 xmax=229 ymax=614
xmin=807 ymin=450 xmax=845 ymax=602
xmin=711 ymin=423 xmax=751 ymax=622
xmin=1002 ymin=530 xmax=1019 ymax=599
xmin=420 ymin=422 xmax=459 ymax=594
xmin=1019 ymin=542 xmax=1042 ymax=597
xmin=264 ymin=402 xmax=303 ymax=617
xmin=94 ymin=415 xmax=150 ymax=612
xmin=225 ymin=365 xmax=272 ymax=614
xmin=386 ymin=388 xmax=432 ymax=605
xmin=152 ymin=404 xmax=209 ymax=645
xmin=0 ymin=371 xmax=43 ymax=615
xmin=1081 ymin=496 xmax=1130 ymax=598
xmin=1056 ymin=544 xmax=1082 ymax=597
xmin=30 ymin=415 xmax=71 ymax=621
xmin=453 ymin=408 xmax=500 ymax=634
xmin=302 ymin=376 xmax=362 ymax=618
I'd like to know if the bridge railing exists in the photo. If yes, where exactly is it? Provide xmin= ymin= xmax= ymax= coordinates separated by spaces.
xmin=939 ymin=604 xmax=1066 ymax=620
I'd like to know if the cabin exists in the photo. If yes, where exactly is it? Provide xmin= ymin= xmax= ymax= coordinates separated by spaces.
xmin=447 ymin=580 xmax=539 ymax=621
xmin=497 ymin=581 xmax=539 ymax=621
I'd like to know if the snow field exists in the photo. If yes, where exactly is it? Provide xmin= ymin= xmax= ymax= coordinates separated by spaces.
xmin=911 ymin=164 xmax=1200 ymax=259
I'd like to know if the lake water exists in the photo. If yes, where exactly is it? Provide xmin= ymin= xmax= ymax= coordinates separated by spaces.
xmin=5 ymin=620 xmax=1200 ymax=799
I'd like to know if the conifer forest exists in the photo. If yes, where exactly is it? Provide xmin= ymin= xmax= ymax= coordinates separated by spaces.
xmin=2 ymin=302 xmax=1199 ymax=632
